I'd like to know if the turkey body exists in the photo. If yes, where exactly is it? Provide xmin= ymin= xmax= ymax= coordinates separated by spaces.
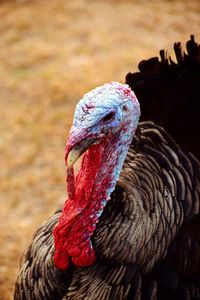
xmin=15 ymin=122 xmax=200 ymax=300
xmin=15 ymin=36 xmax=200 ymax=300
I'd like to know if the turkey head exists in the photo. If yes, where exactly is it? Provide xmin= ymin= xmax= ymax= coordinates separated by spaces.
xmin=53 ymin=82 xmax=140 ymax=270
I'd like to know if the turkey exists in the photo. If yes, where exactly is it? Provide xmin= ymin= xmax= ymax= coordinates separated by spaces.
xmin=14 ymin=35 xmax=200 ymax=300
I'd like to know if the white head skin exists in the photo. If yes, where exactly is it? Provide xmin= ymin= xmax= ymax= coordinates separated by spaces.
xmin=67 ymin=81 xmax=140 ymax=168
xmin=72 ymin=82 xmax=139 ymax=132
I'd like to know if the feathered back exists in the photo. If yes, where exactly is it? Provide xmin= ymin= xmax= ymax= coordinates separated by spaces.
xmin=126 ymin=35 xmax=200 ymax=160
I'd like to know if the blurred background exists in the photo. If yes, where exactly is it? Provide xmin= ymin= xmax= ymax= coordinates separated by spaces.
xmin=0 ymin=0 xmax=199 ymax=299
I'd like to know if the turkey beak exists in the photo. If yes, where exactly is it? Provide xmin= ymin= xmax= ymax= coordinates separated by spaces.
xmin=67 ymin=148 xmax=81 ymax=169
xmin=66 ymin=137 xmax=96 ymax=169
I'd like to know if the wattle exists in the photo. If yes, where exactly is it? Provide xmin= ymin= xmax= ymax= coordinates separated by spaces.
xmin=53 ymin=142 xmax=113 ymax=270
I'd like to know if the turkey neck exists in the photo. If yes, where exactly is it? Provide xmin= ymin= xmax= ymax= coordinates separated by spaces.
xmin=75 ymin=131 xmax=130 ymax=211
xmin=53 ymin=127 xmax=134 ymax=271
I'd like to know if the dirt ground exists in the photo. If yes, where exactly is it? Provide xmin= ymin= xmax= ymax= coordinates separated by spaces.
xmin=0 ymin=0 xmax=199 ymax=299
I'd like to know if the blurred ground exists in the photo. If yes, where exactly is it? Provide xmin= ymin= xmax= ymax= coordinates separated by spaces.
xmin=0 ymin=0 xmax=199 ymax=299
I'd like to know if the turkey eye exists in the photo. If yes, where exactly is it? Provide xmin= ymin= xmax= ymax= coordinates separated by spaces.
xmin=122 ymin=105 xmax=128 ymax=112
xmin=102 ymin=112 xmax=115 ymax=122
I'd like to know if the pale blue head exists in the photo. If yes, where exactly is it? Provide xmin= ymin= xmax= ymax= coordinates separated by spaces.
xmin=66 ymin=82 xmax=140 ymax=169
xmin=70 ymin=81 xmax=140 ymax=138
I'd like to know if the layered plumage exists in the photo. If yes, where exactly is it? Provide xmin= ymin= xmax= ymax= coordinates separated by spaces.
xmin=15 ymin=36 xmax=200 ymax=300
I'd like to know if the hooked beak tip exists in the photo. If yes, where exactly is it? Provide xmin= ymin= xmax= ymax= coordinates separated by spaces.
xmin=65 ymin=132 xmax=98 ymax=168
xmin=66 ymin=149 xmax=81 ymax=169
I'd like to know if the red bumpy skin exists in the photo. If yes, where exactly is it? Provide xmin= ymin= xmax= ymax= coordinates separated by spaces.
xmin=53 ymin=143 xmax=105 ymax=270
